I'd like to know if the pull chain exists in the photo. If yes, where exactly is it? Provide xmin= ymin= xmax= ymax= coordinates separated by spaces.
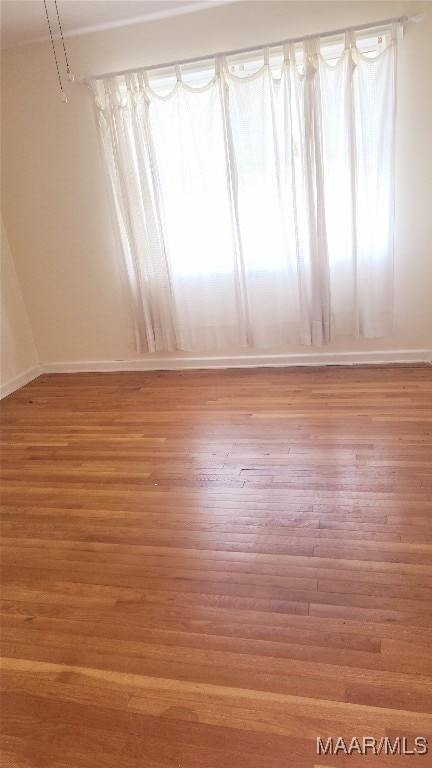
xmin=54 ymin=0 xmax=74 ymax=81
xmin=43 ymin=0 xmax=67 ymax=101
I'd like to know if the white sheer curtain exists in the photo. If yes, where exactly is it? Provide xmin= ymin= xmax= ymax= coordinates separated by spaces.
xmin=91 ymin=24 xmax=398 ymax=353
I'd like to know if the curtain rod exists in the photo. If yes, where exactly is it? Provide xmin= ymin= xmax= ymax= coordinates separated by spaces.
xmin=76 ymin=13 xmax=422 ymax=85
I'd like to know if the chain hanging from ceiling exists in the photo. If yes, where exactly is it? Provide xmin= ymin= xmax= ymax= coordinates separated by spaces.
xmin=43 ymin=0 xmax=74 ymax=102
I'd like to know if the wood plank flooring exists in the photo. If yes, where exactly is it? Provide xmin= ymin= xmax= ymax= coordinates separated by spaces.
xmin=1 ymin=366 xmax=431 ymax=767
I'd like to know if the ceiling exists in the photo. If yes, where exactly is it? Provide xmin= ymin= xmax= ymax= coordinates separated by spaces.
xmin=0 ymin=0 xmax=233 ymax=49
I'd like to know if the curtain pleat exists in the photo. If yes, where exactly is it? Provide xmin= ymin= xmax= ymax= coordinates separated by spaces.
xmin=91 ymin=28 xmax=397 ymax=353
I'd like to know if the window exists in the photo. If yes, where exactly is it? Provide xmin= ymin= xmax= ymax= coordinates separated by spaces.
xmin=92 ymin=23 xmax=397 ymax=351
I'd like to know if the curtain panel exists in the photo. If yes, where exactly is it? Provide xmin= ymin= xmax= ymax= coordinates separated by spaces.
xmin=91 ymin=24 xmax=398 ymax=353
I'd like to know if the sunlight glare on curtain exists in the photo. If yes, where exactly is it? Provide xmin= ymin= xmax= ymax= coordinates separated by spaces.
xmin=91 ymin=23 xmax=398 ymax=352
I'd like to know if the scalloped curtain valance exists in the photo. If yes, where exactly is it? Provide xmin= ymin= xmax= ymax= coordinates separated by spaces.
xmin=90 ymin=23 xmax=399 ymax=353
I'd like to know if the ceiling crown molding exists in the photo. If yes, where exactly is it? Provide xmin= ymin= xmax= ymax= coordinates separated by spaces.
xmin=1 ymin=1 xmax=234 ymax=51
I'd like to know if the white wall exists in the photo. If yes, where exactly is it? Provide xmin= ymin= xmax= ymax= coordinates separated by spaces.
xmin=1 ymin=217 xmax=39 ymax=391
xmin=1 ymin=1 xmax=431 ymax=368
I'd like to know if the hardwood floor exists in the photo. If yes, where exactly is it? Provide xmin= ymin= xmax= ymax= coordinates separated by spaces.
xmin=1 ymin=366 xmax=431 ymax=767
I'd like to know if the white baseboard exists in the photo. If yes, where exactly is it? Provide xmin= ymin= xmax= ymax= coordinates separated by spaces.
xmin=2 ymin=351 xmax=430 ymax=398
xmin=42 ymin=349 xmax=432 ymax=374
xmin=0 ymin=365 xmax=42 ymax=399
